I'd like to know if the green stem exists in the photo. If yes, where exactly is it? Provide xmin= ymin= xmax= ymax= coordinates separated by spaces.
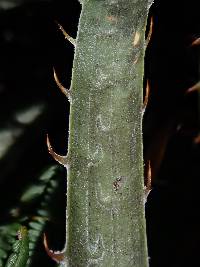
xmin=65 ymin=0 xmax=152 ymax=266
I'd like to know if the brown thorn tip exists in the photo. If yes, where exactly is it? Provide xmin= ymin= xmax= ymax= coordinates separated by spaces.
xmin=46 ymin=134 xmax=69 ymax=166
xmin=186 ymin=81 xmax=200 ymax=94
xmin=55 ymin=21 xmax=76 ymax=46
xmin=143 ymin=79 xmax=150 ymax=112
xmin=53 ymin=68 xmax=71 ymax=99
xmin=191 ymin=37 xmax=200 ymax=46
xmin=145 ymin=160 xmax=152 ymax=203
xmin=43 ymin=233 xmax=65 ymax=263
xmin=146 ymin=16 xmax=153 ymax=48
xmin=147 ymin=160 xmax=152 ymax=190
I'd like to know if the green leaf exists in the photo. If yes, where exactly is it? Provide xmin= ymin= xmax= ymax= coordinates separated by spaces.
xmin=5 ymin=226 xmax=29 ymax=267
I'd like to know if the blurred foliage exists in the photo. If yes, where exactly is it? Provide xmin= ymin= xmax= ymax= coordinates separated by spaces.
xmin=0 ymin=165 xmax=63 ymax=267
xmin=0 ymin=0 xmax=75 ymax=266
xmin=4 ymin=226 xmax=29 ymax=267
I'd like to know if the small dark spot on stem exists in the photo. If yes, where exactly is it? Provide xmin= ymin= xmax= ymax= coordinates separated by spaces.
xmin=113 ymin=176 xmax=123 ymax=191
xmin=106 ymin=16 xmax=118 ymax=23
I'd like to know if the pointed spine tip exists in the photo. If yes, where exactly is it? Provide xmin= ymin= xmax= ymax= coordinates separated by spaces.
xmin=191 ymin=37 xmax=200 ymax=46
xmin=145 ymin=160 xmax=152 ymax=203
xmin=143 ymin=79 xmax=150 ymax=113
xmin=55 ymin=21 xmax=76 ymax=46
xmin=186 ymin=81 xmax=200 ymax=94
xmin=46 ymin=134 xmax=69 ymax=167
xmin=43 ymin=233 xmax=65 ymax=263
xmin=53 ymin=67 xmax=71 ymax=100
xmin=146 ymin=16 xmax=153 ymax=48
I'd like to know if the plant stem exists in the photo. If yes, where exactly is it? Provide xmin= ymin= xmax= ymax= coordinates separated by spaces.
xmin=65 ymin=0 xmax=152 ymax=266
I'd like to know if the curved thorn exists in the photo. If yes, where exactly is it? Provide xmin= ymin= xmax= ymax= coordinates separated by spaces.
xmin=43 ymin=233 xmax=65 ymax=263
xmin=142 ymin=79 xmax=150 ymax=113
xmin=186 ymin=81 xmax=200 ymax=94
xmin=46 ymin=134 xmax=69 ymax=166
xmin=146 ymin=16 xmax=153 ymax=48
xmin=53 ymin=68 xmax=71 ymax=99
xmin=147 ymin=160 xmax=152 ymax=190
xmin=191 ymin=37 xmax=200 ymax=46
xmin=55 ymin=21 xmax=76 ymax=46
xmin=145 ymin=160 xmax=152 ymax=203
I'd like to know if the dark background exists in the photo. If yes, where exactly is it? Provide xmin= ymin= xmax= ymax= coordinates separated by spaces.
xmin=0 ymin=0 xmax=200 ymax=266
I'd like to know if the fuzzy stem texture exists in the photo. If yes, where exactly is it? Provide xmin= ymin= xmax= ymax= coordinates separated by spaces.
xmin=65 ymin=0 xmax=152 ymax=266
